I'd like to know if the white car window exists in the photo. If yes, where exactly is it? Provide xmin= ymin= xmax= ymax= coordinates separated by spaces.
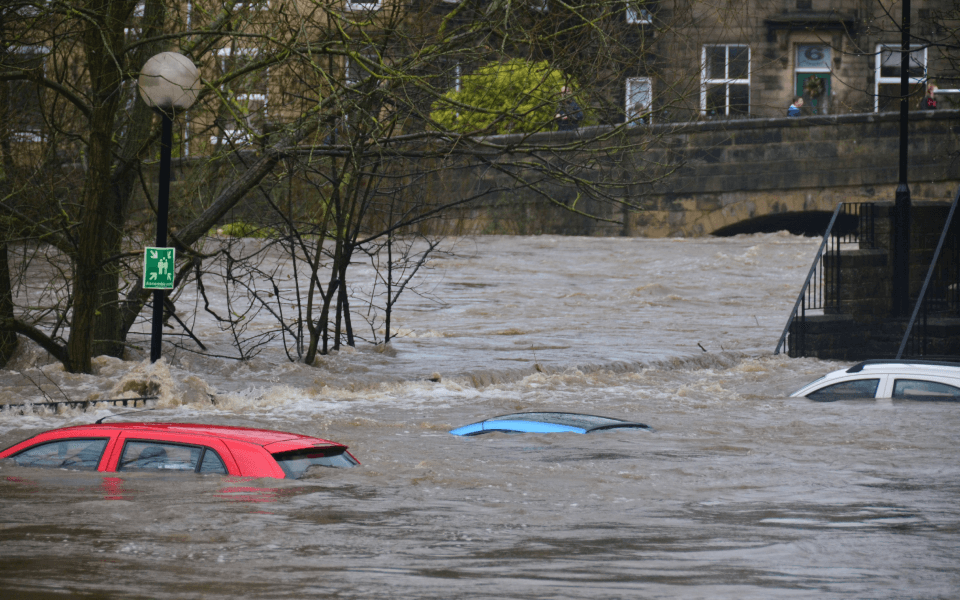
xmin=892 ymin=379 xmax=960 ymax=401
xmin=806 ymin=378 xmax=880 ymax=402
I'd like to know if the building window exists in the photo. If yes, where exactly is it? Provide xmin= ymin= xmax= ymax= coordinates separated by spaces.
xmin=211 ymin=47 xmax=268 ymax=146
xmin=6 ymin=45 xmax=49 ymax=141
xmin=625 ymin=77 xmax=651 ymax=125
xmin=701 ymin=45 xmax=750 ymax=117
xmin=125 ymin=3 xmax=144 ymax=41
xmin=346 ymin=51 xmax=380 ymax=87
xmin=875 ymin=44 xmax=926 ymax=112
xmin=626 ymin=1 xmax=651 ymax=24
xmin=344 ymin=0 xmax=380 ymax=12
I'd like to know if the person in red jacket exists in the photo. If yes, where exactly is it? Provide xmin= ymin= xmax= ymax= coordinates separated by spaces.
xmin=921 ymin=83 xmax=938 ymax=110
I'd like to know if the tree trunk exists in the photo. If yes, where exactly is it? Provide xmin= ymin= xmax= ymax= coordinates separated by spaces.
xmin=0 ymin=43 xmax=18 ymax=366
xmin=65 ymin=2 xmax=130 ymax=373
xmin=92 ymin=0 xmax=166 ymax=359
xmin=0 ymin=243 xmax=16 ymax=366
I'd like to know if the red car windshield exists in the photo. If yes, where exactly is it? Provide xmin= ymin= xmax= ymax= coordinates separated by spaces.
xmin=272 ymin=448 xmax=359 ymax=479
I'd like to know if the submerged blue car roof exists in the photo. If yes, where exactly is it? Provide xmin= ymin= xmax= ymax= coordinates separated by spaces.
xmin=449 ymin=412 xmax=652 ymax=436
xmin=450 ymin=420 xmax=587 ymax=436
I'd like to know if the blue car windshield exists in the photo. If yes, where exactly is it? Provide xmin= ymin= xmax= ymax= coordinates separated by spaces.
xmin=488 ymin=413 xmax=629 ymax=430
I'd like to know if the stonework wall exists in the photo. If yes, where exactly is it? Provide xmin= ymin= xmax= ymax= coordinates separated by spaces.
xmin=450 ymin=109 xmax=960 ymax=238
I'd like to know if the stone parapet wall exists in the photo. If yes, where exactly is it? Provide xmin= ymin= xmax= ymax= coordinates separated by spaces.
xmin=451 ymin=109 xmax=960 ymax=237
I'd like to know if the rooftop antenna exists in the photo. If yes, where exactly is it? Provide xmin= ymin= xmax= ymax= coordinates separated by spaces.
xmin=96 ymin=407 xmax=160 ymax=424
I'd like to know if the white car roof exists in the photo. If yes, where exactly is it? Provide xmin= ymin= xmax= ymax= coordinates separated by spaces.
xmin=844 ymin=360 xmax=960 ymax=376
xmin=791 ymin=360 xmax=960 ymax=397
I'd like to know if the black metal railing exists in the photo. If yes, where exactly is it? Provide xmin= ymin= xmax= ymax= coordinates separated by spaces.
xmin=775 ymin=201 xmax=878 ymax=356
xmin=897 ymin=185 xmax=960 ymax=358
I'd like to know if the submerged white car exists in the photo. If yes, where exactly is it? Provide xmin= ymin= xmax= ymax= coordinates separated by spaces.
xmin=790 ymin=360 xmax=960 ymax=401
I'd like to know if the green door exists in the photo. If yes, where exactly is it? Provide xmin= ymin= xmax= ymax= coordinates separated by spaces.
xmin=796 ymin=73 xmax=831 ymax=115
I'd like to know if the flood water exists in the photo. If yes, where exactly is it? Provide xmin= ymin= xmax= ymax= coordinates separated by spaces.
xmin=2 ymin=234 xmax=959 ymax=599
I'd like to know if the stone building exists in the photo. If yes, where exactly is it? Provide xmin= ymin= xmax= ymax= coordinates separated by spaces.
xmin=4 ymin=0 xmax=956 ymax=152
xmin=622 ymin=0 xmax=959 ymax=122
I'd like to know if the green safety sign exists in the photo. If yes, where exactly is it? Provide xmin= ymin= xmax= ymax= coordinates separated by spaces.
xmin=143 ymin=247 xmax=175 ymax=290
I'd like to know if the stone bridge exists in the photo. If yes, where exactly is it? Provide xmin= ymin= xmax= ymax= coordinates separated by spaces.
xmin=444 ymin=109 xmax=960 ymax=238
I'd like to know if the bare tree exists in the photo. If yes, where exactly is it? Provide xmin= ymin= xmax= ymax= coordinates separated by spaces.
xmin=1 ymin=0 xmax=688 ymax=371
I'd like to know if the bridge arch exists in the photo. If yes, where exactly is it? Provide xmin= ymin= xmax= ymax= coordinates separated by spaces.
xmin=710 ymin=210 xmax=859 ymax=237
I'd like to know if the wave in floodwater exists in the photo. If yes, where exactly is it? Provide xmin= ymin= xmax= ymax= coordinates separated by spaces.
xmin=2 ymin=234 xmax=959 ymax=599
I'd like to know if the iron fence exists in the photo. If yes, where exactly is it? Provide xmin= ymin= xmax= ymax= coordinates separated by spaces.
xmin=775 ymin=201 xmax=878 ymax=356
xmin=898 ymin=186 xmax=960 ymax=358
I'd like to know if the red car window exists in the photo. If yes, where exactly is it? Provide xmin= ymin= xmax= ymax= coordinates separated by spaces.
xmin=106 ymin=432 xmax=238 ymax=475
xmin=272 ymin=448 xmax=360 ymax=479
xmin=118 ymin=441 xmax=202 ymax=472
xmin=117 ymin=440 xmax=229 ymax=475
xmin=199 ymin=449 xmax=228 ymax=474
xmin=7 ymin=438 xmax=109 ymax=471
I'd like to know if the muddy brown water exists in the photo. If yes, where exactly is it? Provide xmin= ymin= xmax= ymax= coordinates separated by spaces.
xmin=2 ymin=234 xmax=958 ymax=599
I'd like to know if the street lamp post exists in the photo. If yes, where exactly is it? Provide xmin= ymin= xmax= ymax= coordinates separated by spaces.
xmin=138 ymin=52 xmax=201 ymax=362
xmin=893 ymin=0 xmax=912 ymax=317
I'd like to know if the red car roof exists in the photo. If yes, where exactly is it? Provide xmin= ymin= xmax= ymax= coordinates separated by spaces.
xmin=38 ymin=423 xmax=344 ymax=449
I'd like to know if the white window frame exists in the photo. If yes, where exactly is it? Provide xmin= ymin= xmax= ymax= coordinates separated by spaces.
xmin=446 ymin=61 xmax=462 ymax=117
xmin=528 ymin=0 xmax=548 ymax=12
xmin=446 ymin=61 xmax=462 ymax=93
xmin=183 ymin=111 xmax=192 ymax=157
xmin=16 ymin=1 xmax=50 ymax=17
xmin=625 ymin=77 xmax=652 ymax=126
xmin=229 ymin=0 xmax=271 ymax=11
xmin=874 ymin=43 xmax=926 ymax=112
xmin=346 ymin=52 xmax=379 ymax=87
xmin=12 ymin=131 xmax=45 ymax=143
xmin=700 ymin=44 xmax=750 ymax=117
xmin=626 ymin=2 xmax=651 ymax=24
xmin=344 ymin=0 xmax=381 ymax=12
xmin=9 ymin=45 xmax=50 ymax=142
xmin=211 ymin=47 xmax=268 ymax=146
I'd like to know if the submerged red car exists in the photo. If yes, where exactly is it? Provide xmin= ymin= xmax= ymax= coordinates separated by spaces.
xmin=0 ymin=422 xmax=359 ymax=479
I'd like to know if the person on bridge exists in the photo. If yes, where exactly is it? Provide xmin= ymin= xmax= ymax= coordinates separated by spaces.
xmin=555 ymin=86 xmax=583 ymax=131
xmin=921 ymin=83 xmax=938 ymax=110
xmin=787 ymin=96 xmax=803 ymax=117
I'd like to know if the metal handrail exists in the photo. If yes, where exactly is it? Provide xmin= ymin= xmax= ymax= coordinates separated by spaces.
xmin=896 ymin=184 xmax=960 ymax=358
xmin=2 ymin=396 xmax=158 ymax=415
xmin=774 ymin=202 xmax=844 ymax=355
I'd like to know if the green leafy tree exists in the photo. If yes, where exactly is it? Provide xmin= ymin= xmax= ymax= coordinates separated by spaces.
xmin=431 ymin=59 xmax=573 ymax=135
